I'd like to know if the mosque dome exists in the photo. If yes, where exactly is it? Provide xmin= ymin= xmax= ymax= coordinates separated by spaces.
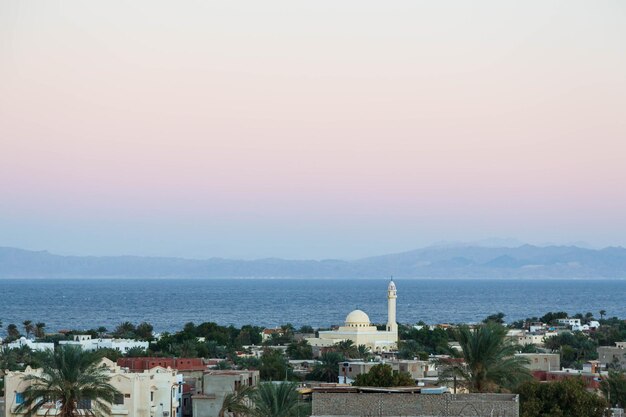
xmin=345 ymin=309 xmax=371 ymax=327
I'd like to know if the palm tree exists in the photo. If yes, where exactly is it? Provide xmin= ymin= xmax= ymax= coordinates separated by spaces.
xmin=335 ymin=340 xmax=358 ymax=358
xmin=309 ymin=351 xmax=344 ymax=383
xmin=251 ymin=382 xmax=304 ymax=417
xmin=15 ymin=345 xmax=121 ymax=417
xmin=356 ymin=344 xmax=371 ymax=360
xmin=34 ymin=322 xmax=46 ymax=339
xmin=7 ymin=323 xmax=20 ymax=339
xmin=23 ymin=320 xmax=34 ymax=339
xmin=600 ymin=310 xmax=607 ymax=320
xmin=455 ymin=323 xmax=531 ymax=392
xmin=219 ymin=384 xmax=254 ymax=417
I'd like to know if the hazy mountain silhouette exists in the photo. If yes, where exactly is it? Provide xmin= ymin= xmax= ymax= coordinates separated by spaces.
xmin=1 ymin=244 xmax=625 ymax=279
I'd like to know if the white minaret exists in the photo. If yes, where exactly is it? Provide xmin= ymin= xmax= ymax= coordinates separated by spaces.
xmin=386 ymin=278 xmax=398 ymax=334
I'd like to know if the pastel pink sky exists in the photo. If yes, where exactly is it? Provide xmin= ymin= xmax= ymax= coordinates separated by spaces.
xmin=1 ymin=1 xmax=625 ymax=259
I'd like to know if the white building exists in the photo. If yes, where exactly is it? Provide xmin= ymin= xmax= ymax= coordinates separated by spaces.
xmin=4 ymin=358 xmax=182 ymax=417
xmin=58 ymin=334 xmax=149 ymax=352
xmin=306 ymin=280 xmax=399 ymax=352
xmin=6 ymin=337 xmax=54 ymax=352
xmin=557 ymin=318 xmax=582 ymax=327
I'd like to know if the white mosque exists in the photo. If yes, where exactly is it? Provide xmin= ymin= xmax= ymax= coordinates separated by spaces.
xmin=306 ymin=279 xmax=398 ymax=352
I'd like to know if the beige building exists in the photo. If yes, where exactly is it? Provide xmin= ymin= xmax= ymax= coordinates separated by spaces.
xmin=515 ymin=353 xmax=560 ymax=372
xmin=307 ymin=280 xmax=399 ymax=352
xmin=339 ymin=359 xmax=431 ymax=384
xmin=598 ymin=342 xmax=626 ymax=370
xmin=506 ymin=329 xmax=556 ymax=347
xmin=190 ymin=370 xmax=259 ymax=417
xmin=4 ymin=358 xmax=182 ymax=417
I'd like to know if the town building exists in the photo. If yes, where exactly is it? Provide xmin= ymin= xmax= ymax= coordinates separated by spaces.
xmin=506 ymin=329 xmax=556 ymax=347
xmin=338 ymin=359 xmax=432 ymax=384
xmin=6 ymin=337 xmax=54 ymax=352
xmin=557 ymin=318 xmax=582 ymax=328
xmin=311 ymin=386 xmax=519 ymax=417
xmin=515 ymin=353 xmax=560 ymax=372
xmin=117 ymin=357 xmax=208 ymax=399
xmin=598 ymin=342 xmax=626 ymax=370
xmin=188 ymin=370 xmax=259 ymax=417
xmin=543 ymin=367 xmax=602 ymax=390
xmin=306 ymin=280 xmax=399 ymax=352
xmin=58 ymin=334 xmax=149 ymax=352
xmin=4 ymin=358 xmax=182 ymax=417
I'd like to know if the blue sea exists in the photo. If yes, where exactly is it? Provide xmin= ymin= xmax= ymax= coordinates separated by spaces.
xmin=0 ymin=279 xmax=624 ymax=333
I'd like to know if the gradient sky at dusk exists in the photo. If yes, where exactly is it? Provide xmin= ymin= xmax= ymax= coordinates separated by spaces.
xmin=1 ymin=1 xmax=625 ymax=259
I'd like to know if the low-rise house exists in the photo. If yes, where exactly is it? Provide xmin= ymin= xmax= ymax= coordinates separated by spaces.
xmin=260 ymin=327 xmax=285 ymax=342
xmin=6 ymin=337 xmax=54 ymax=352
xmin=557 ymin=318 xmax=582 ymax=328
xmin=544 ymin=367 xmax=602 ymax=390
xmin=4 ymin=358 xmax=182 ymax=417
xmin=117 ymin=357 xmax=207 ymax=401
xmin=58 ymin=334 xmax=149 ymax=352
xmin=189 ymin=369 xmax=259 ymax=417
xmin=506 ymin=329 xmax=556 ymax=347
xmin=598 ymin=342 xmax=626 ymax=370
xmin=311 ymin=386 xmax=519 ymax=417
xmin=338 ymin=359 xmax=431 ymax=384
xmin=289 ymin=359 xmax=319 ymax=378
xmin=573 ymin=321 xmax=601 ymax=332
xmin=515 ymin=353 xmax=560 ymax=373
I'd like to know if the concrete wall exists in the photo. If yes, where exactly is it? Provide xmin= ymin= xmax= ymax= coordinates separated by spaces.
xmin=598 ymin=345 xmax=626 ymax=369
xmin=312 ymin=392 xmax=519 ymax=417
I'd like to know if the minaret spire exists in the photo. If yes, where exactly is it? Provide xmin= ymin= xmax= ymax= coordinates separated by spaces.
xmin=386 ymin=277 xmax=398 ymax=336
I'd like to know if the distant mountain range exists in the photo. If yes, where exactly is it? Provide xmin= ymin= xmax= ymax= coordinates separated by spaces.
xmin=1 ymin=244 xmax=626 ymax=279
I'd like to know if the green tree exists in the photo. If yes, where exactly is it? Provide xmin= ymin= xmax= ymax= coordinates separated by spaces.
xmin=96 ymin=327 xmax=108 ymax=338
xmin=219 ymin=384 xmax=254 ymax=417
xmin=483 ymin=312 xmax=506 ymax=324
xmin=455 ymin=323 xmax=531 ymax=392
xmin=397 ymin=340 xmax=427 ymax=360
xmin=174 ymin=339 xmax=199 ymax=358
xmin=15 ymin=345 xmax=121 ymax=417
xmin=517 ymin=378 xmax=607 ymax=417
xmin=125 ymin=347 xmax=148 ymax=357
xmin=601 ymin=371 xmax=626 ymax=409
xmin=353 ymin=363 xmax=415 ymax=387
xmin=540 ymin=311 xmax=568 ymax=325
xmin=356 ymin=344 xmax=372 ymax=360
xmin=334 ymin=340 xmax=359 ymax=359
xmin=135 ymin=322 xmax=154 ymax=340
xmin=251 ymin=382 xmax=305 ymax=417
xmin=34 ymin=322 xmax=46 ymax=339
xmin=7 ymin=323 xmax=20 ymax=339
xmin=23 ymin=320 xmax=34 ymax=339
xmin=298 ymin=325 xmax=314 ymax=334
xmin=113 ymin=321 xmax=136 ymax=338
xmin=308 ymin=351 xmax=344 ymax=383
xmin=259 ymin=349 xmax=290 ymax=381
xmin=95 ymin=348 xmax=123 ymax=362
xmin=286 ymin=340 xmax=313 ymax=360
xmin=599 ymin=310 xmax=607 ymax=320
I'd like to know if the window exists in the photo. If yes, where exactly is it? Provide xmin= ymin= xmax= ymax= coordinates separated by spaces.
xmin=150 ymin=392 xmax=154 ymax=402
xmin=124 ymin=394 xmax=131 ymax=398
xmin=15 ymin=392 xmax=24 ymax=404
xmin=114 ymin=394 xmax=124 ymax=405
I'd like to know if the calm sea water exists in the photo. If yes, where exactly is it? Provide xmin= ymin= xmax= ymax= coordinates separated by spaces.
xmin=1 ymin=279 xmax=624 ymax=334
